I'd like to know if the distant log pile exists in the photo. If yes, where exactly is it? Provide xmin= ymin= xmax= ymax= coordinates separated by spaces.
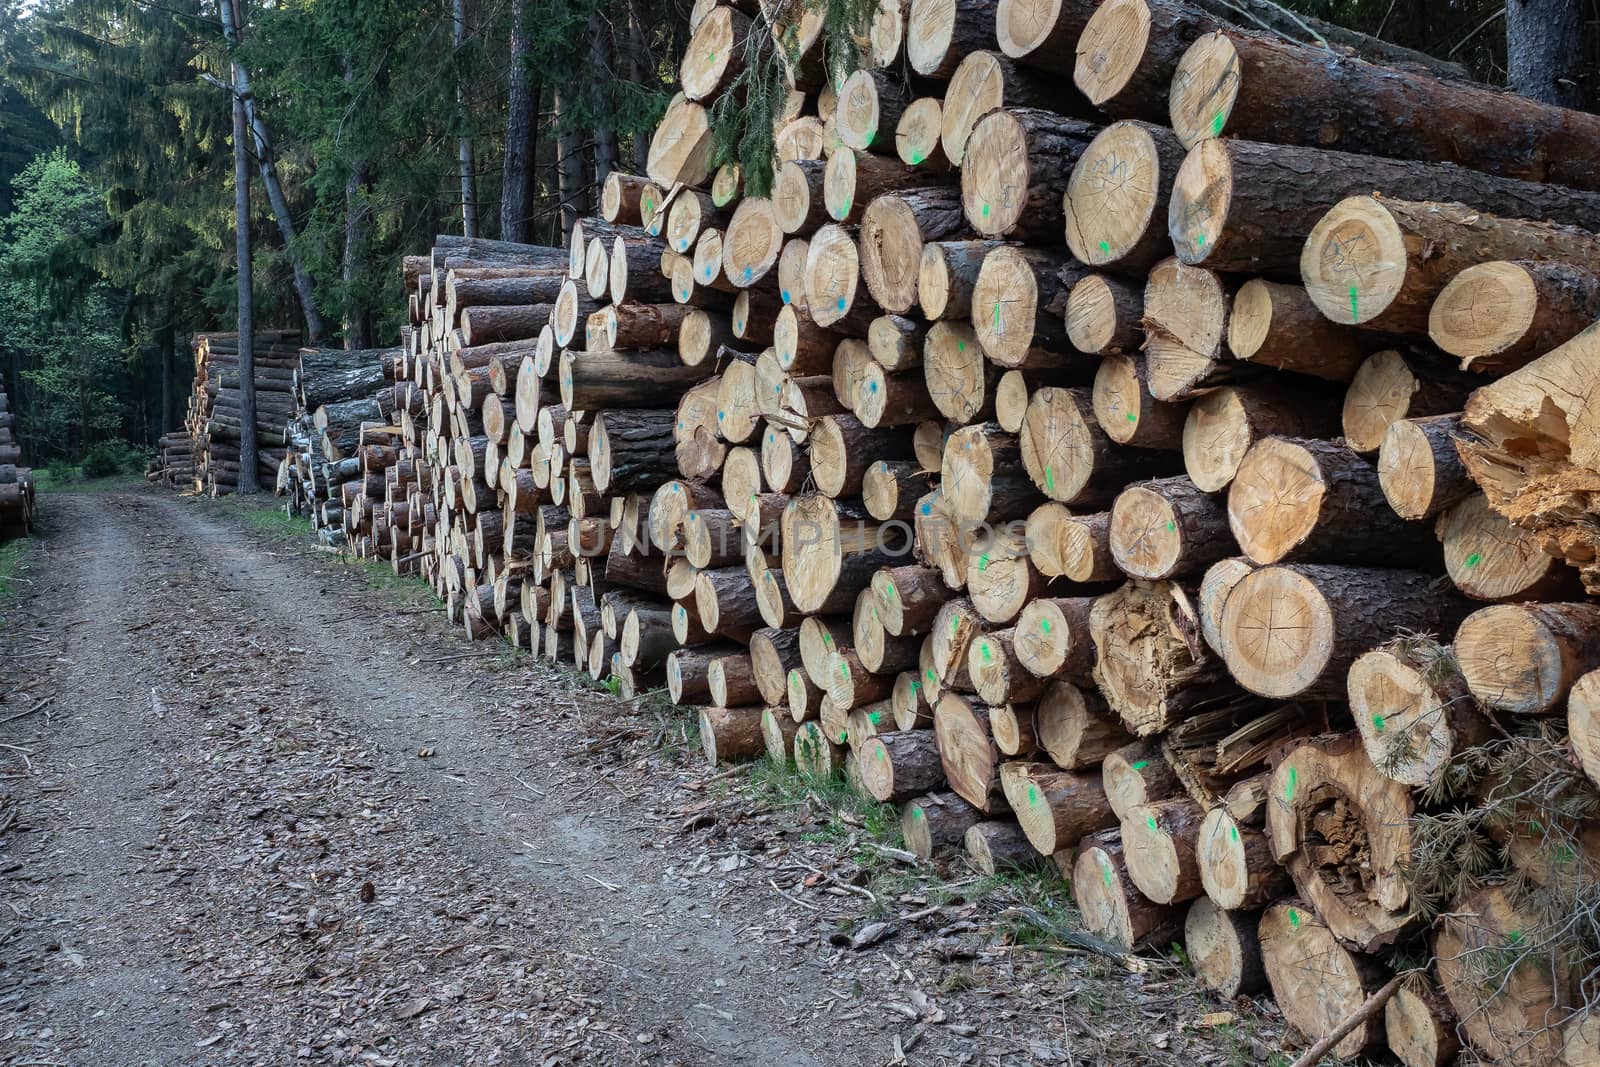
xmin=183 ymin=331 xmax=304 ymax=495
xmin=0 ymin=383 xmax=34 ymax=536
xmin=178 ymin=0 xmax=1600 ymax=1060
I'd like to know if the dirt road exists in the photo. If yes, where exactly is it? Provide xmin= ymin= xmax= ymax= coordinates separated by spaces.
xmin=0 ymin=488 xmax=1267 ymax=1066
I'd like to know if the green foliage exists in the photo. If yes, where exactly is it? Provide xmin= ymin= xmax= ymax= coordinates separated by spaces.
xmin=0 ymin=536 xmax=29 ymax=600
xmin=80 ymin=439 xmax=150 ymax=478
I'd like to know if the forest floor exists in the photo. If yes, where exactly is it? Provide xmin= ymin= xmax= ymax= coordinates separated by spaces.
xmin=0 ymin=485 xmax=1292 ymax=1066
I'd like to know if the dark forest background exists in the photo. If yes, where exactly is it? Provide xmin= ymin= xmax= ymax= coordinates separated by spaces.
xmin=0 ymin=0 xmax=1591 ymax=468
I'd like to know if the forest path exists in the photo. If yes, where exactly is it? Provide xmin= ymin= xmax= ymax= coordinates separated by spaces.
xmin=0 ymin=488 xmax=887 ymax=1066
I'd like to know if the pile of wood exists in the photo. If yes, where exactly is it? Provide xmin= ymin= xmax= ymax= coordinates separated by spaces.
xmin=149 ymin=432 xmax=195 ymax=488
xmin=183 ymin=331 xmax=303 ymax=494
xmin=275 ymin=347 xmax=402 ymax=546
xmin=0 ymin=383 xmax=33 ymax=536
xmin=211 ymin=0 xmax=1600 ymax=1059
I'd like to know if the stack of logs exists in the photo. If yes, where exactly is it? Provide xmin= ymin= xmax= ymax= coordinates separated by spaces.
xmin=150 ymin=432 xmax=195 ymax=488
xmin=0 ymin=383 xmax=33 ymax=536
xmin=237 ymin=0 xmax=1600 ymax=1059
xmin=275 ymin=347 xmax=403 ymax=547
xmin=183 ymin=331 xmax=303 ymax=495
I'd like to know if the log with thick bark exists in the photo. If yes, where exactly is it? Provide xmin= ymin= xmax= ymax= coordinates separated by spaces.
xmin=901 ymin=790 xmax=984 ymax=860
xmin=1182 ymin=383 xmax=1340 ymax=494
xmin=1171 ymin=28 xmax=1600 ymax=191
xmin=857 ymin=730 xmax=946 ymax=802
xmin=559 ymin=348 xmax=715 ymax=412
xmin=594 ymin=303 xmax=694 ymax=351
xmin=459 ymin=303 xmax=556 ymax=347
xmin=600 ymin=172 xmax=651 ymax=226
xmin=824 ymin=150 xmax=928 ymax=225
xmin=809 ymin=415 xmax=914 ymax=498
xmin=1436 ymin=491 xmax=1578 ymax=602
xmin=942 ymin=50 xmax=1091 ymax=165
xmin=932 ymin=692 xmax=1006 ymax=813
xmin=1184 ymin=899 xmax=1266 ymax=998
xmin=918 ymin=239 xmax=1004 ymax=321
xmin=696 ymin=566 xmax=765 ymax=641
xmin=1063 ymin=120 xmax=1185 ymax=271
xmin=1091 ymin=581 xmax=1236 ymax=736
xmin=1228 ymin=436 xmax=1433 ymax=566
xmin=1347 ymin=643 xmax=1485 ymax=788
xmin=1434 ymin=882 xmax=1577 ymax=1067
xmin=666 ymin=645 xmax=726 ymax=704
xmin=1258 ymin=901 xmax=1386 ymax=1060
xmin=609 ymin=234 xmax=675 ymax=304
xmin=721 ymin=197 xmax=784 ymax=289
xmin=707 ymin=652 xmax=762 ymax=708
xmin=444 ymin=271 xmax=563 ymax=323
xmin=941 ymin=421 xmax=1044 ymax=524
xmin=1072 ymin=828 xmax=1183 ymax=949
xmin=1219 ymin=564 xmax=1473 ymax=700
xmin=588 ymin=409 xmax=678 ymax=495
xmin=1170 ymin=138 xmax=1600 ymax=279
xmin=1264 ymin=734 xmax=1414 ymax=953
xmin=1032 ymin=681 xmax=1129 ymax=770
xmin=680 ymin=5 xmax=749 ymax=101
xmin=1066 ymin=274 xmax=1143 ymax=356
xmin=967 ymin=628 xmax=1042 ymax=704
xmin=1020 ymin=386 xmax=1177 ymax=505
xmin=1141 ymin=258 xmax=1241 ymax=401
xmin=1010 ymin=592 xmax=1097 ymax=684
xmin=1094 ymin=356 xmax=1186 ymax=453
xmin=1225 ymin=278 xmax=1373 ymax=383
xmin=1073 ymin=0 xmax=1215 ymax=120
xmin=1196 ymin=806 xmax=1290 ymax=909
xmin=960 ymin=109 xmax=1100 ymax=243
xmin=1376 ymin=414 xmax=1476 ymax=521
xmin=1454 ymin=602 xmax=1600 ymax=715
xmin=868 ymin=313 xmax=927 ymax=371
xmin=647 ymin=92 xmax=714 ymax=188
xmin=870 ymin=563 xmax=946 ymax=637
xmin=964 ymin=820 xmax=1044 ymax=873
xmin=1026 ymin=504 xmax=1118 ymax=582
xmin=906 ymin=0 xmax=995 ymax=77
xmin=699 ymin=706 xmax=767 ymax=765
xmin=1109 ymin=476 xmax=1233 ymax=580
xmin=857 ymin=360 xmax=939 ymax=430
xmin=1304 ymin=196 xmax=1600 ymax=336
xmin=836 ymin=67 xmax=909 ymax=153
xmin=858 ymin=188 xmax=964 ymax=315
xmin=780 ymin=494 xmax=897 ymax=614
xmin=1430 ymin=260 xmax=1600 ymax=375
xmin=1341 ymin=350 xmax=1475 ymax=455
xmin=995 ymin=0 xmax=1098 ymax=72
xmin=1001 ymin=761 xmax=1116 ymax=855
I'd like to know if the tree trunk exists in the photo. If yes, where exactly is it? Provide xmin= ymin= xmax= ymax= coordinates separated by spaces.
xmin=341 ymin=58 xmax=373 ymax=350
xmin=587 ymin=12 xmax=618 ymax=189
xmin=452 ymin=0 xmax=479 ymax=238
xmin=226 ymin=0 xmax=258 ymax=495
xmin=501 ymin=0 xmax=539 ymax=244
xmin=554 ymin=86 xmax=590 ymax=241
xmin=1429 ymin=259 xmax=1600 ymax=374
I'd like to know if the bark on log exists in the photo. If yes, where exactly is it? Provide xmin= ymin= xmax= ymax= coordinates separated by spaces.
xmin=1258 ymin=901 xmax=1386 ymax=1060
xmin=1436 ymin=491 xmax=1578 ymax=602
xmin=901 ymin=790 xmax=984 ymax=860
xmin=1066 ymin=274 xmax=1143 ymax=356
xmin=1376 ymin=414 xmax=1476 ymax=521
xmin=960 ymin=109 xmax=1100 ymax=243
xmin=1455 ymin=602 xmax=1600 ymax=715
xmin=859 ymin=188 xmax=965 ymax=315
xmin=857 ymin=729 xmax=946 ymax=802
xmin=1183 ymin=382 xmax=1341 ymax=494
xmin=1184 ymin=898 xmax=1267 ymax=998
xmin=1429 ymin=260 xmax=1600 ymax=375
xmin=1072 ymin=828 xmax=1183 ymax=949
xmin=1347 ymin=644 xmax=1485 ymax=788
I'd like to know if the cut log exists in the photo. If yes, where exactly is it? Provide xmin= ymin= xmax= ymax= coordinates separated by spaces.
xmin=1376 ymin=414 xmax=1476 ymax=521
xmin=857 ymin=729 xmax=946 ymax=802
xmin=942 ymin=421 xmax=1045 ymax=525
xmin=1182 ymin=383 xmax=1341 ymax=494
xmin=836 ymin=67 xmax=909 ymax=153
xmin=823 ymin=149 xmax=928 ymax=224
xmin=1073 ymin=0 xmax=1216 ymax=120
xmin=1196 ymin=805 xmax=1290 ymax=909
xmin=1172 ymin=28 xmax=1600 ymax=192
xmin=1066 ymin=274 xmax=1143 ymax=357
xmin=972 ymin=246 xmax=1093 ymax=370
xmin=932 ymin=692 xmax=1006 ymax=813
xmin=1219 ymin=564 xmax=1473 ymax=700
xmin=761 ymin=707 xmax=801 ymax=765
xmin=1110 ymin=476 xmax=1233 ymax=580
xmin=901 ymin=791 xmax=984 ymax=860
xmin=1430 ymin=260 xmax=1600 ymax=374
xmin=1034 ymin=680 xmax=1130 ymax=768
xmin=906 ymin=0 xmax=995 ymax=77
xmin=994 ymin=0 xmax=1096 ymax=70
xmin=859 ymin=188 xmax=965 ymax=315
xmin=862 ymin=457 xmax=928 ymax=519
xmin=1341 ymin=350 xmax=1475 ymax=455
xmin=1304 ymin=196 xmax=1600 ymax=336
xmin=1064 ymin=120 xmax=1186 ymax=271
xmin=871 ymin=563 xmax=947 ymax=637
xmin=699 ymin=706 xmax=767 ymax=766
xmin=589 ymin=409 xmax=679 ymax=495
xmin=647 ymin=93 xmax=714 ymax=187
xmin=780 ymin=494 xmax=897 ymax=614
xmin=922 ymin=320 xmax=994 ymax=424
xmin=918 ymin=239 xmax=1004 ymax=321
xmin=1001 ymin=761 xmax=1116 ymax=855
xmin=1228 ymin=437 xmax=1431 ymax=566
xmin=1184 ymin=898 xmax=1266 ymax=998
xmin=895 ymin=96 xmax=949 ymax=171
xmin=793 ymin=720 xmax=846 ymax=777
xmin=1021 ymin=386 xmax=1176 ymax=506
xmin=681 ymin=5 xmax=749 ymax=101
xmin=941 ymin=50 xmax=1089 ymax=165
xmin=964 ymin=820 xmax=1043 ymax=874
xmin=1455 ymin=602 xmax=1600 ymax=715
xmin=1141 ymin=257 xmax=1239 ymax=401
xmin=1385 ymin=981 xmax=1461 ymax=1067
xmin=1091 ymin=581 xmax=1235 ymax=735
xmin=960 ymin=109 xmax=1099 ymax=243
xmin=1026 ymin=504 xmax=1118 ymax=583
xmin=1266 ymin=734 xmax=1415 ymax=952
xmin=1072 ymin=828 xmax=1183 ymax=949
xmin=1170 ymin=137 xmax=1600 ymax=278
xmin=1258 ymin=901 xmax=1385 ymax=1060
xmin=1091 ymin=354 xmax=1186 ymax=451
xmin=1347 ymin=643 xmax=1484 ymax=788
xmin=1225 ymin=279 xmax=1372 ymax=383
xmin=559 ymin=349 xmax=715 ymax=412
xmin=968 ymin=628 xmax=1043 ymax=705
xmin=1121 ymin=795 xmax=1205 ymax=904
xmin=810 ymin=414 xmax=915 ymax=497
xmin=1437 ymin=492 xmax=1578 ymax=602
xmin=773 ymin=159 xmax=830 ymax=235
xmin=722 ymin=197 xmax=784 ymax=289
